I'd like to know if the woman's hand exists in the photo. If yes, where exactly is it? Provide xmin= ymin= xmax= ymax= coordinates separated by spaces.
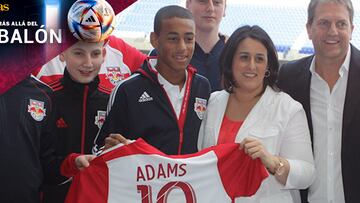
xmin=240 ymin=137 xmax=276 ymax=170
xmin=240 ymin=136 xmax=289 ymax=184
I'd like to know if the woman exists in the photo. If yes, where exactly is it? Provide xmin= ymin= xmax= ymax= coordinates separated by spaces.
xmin=198 ymin=25 xmax=314 ymax=203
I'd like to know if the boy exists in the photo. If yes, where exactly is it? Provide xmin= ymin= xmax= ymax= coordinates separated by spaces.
xmin=35 ymin=35 xmax=147 ymax=89
xmin=94 ymin=5 xmax=211 ymax=155
xmin=42 ymin=40 xmax=109 ymax=203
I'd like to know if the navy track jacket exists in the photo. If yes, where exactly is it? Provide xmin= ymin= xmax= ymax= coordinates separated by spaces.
xmin=94 ymin=58 xmax=211 ymax=155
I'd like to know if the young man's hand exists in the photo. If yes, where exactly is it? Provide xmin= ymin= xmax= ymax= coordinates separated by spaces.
xmin=104 ymin=133 xmax=130 ymax=150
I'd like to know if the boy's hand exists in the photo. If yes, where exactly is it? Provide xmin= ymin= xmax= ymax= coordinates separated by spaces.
xmin=75 ymin=155 xmax=96 ymax=170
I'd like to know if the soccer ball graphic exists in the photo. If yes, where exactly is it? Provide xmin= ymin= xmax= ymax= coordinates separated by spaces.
xmin=67 ymin=0 xmax=115 ymax=42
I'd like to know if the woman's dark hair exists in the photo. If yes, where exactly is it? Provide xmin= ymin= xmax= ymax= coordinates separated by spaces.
xmin=220 ymin=25 xmax=279 ymax=93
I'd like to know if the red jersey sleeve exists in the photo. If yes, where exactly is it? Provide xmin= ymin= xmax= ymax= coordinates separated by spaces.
xmin=60 ymin=153 xmax=81 ymax=178
xmin=64 ymin=156 xmax=109 ymax=203
xmin=107 ymin=35 xmax=147 ymax=73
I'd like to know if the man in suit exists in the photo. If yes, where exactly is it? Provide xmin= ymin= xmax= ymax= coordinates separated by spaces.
xmin=278 ymin=0 xmax=360 ymax=203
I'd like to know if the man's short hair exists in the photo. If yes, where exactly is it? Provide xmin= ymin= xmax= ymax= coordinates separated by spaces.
xmin=307 ymin=0 xmax=354 ymax=25
xmin=153 ymin=5 xmax=194 ymax=35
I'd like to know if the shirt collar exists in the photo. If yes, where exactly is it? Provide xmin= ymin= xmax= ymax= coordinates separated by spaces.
xmin=158 ymin=70 xmax=188 ymax=93
xmin=148 ymin=58 xmax=188 ymax=92
xmin=309 ymin=45 xmax=351 ymax=77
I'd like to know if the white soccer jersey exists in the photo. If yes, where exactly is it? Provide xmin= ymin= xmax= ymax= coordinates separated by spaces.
xmin=65 ymin=139 xmax=268 ymax=203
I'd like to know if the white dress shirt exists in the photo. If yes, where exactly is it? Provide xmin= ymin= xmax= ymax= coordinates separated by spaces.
xmin=308 ymin=48 xmax=350 ymax=203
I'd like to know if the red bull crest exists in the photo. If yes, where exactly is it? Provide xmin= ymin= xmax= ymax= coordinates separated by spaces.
xmin=106 ymin=67 xmax=129 ymax=85
xmin=95 ymin=110 xmax=106 ymax=129
xmin=27 ymin=99 xmax=46 ymax=121
xmin=194 ymin=97 xmax=207 ymax=120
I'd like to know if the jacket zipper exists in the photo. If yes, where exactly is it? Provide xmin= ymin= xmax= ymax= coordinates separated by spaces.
xmin=80 ymin=85 xmax=89 ymax=154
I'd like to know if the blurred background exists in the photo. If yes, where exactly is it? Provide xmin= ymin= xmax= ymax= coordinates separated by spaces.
xmin=112 ymin=0 xmax=360 ymax=63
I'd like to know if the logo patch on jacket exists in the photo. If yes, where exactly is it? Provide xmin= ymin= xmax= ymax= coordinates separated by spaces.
xmin=95 ymin=110 xmax=106 ymax=129
xmin=194 ymin=97 xmax=207 ymax=120
xmin=56 ymin=117 xmax=68 ymax=128
xmin=106 ymin=67 xmax=130 ymax=85
xmin=28 ymin=99 xmax=46 ymax=121
xmin=138 ymin=91 xmax=153 ymax=103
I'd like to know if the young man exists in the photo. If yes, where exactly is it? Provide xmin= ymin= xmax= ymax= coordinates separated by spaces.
xmin=93 ymin=5 xmax=211 ymax=155
xmin=42 ymin=40 xmax=109 ymax=203
xmin=278 ymin=0 xmax=360 ymax=202
xmin=186 ymin=0 xmax=227 ymax=91
xmin=150 ymin=0 xmax=226 ymax=91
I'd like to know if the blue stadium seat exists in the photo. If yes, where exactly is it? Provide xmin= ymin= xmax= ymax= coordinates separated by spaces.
xmin=299 ymin=47 xmax=314 ymax=55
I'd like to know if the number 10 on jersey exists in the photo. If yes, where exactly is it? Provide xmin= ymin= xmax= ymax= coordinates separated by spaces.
xmin=137 ymin=181 xmax=196 ymax=203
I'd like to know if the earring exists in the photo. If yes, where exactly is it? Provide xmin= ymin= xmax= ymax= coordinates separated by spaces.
xmin=264 ymin=69 xmax=270 ymax=78
xmin=228 ymin=81 xmax=234 ymax=92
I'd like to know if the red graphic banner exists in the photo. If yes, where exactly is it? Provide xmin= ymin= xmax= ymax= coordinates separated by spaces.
xmin=0 ymin=0 xmax=137 ymax=95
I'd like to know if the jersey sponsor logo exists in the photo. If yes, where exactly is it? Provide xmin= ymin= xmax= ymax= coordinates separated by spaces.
xmin=194 ymin=97 xmax=207 ymax=120
xmin=106 ymin=67 xmax=130 ymax=85
xmin=27 ymin=99 xmax=46 ymax=121
xmin=138 ymin=91 xmax=153 ymax=103
xmin=95 ymin=110 xmax=106 ymax=129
